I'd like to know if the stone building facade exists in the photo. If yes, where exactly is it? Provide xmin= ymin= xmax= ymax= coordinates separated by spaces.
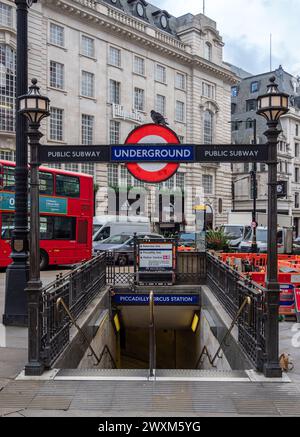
xmin=0 ymin=0 xmax=237 ymax=231
xmin=231 ymin=65 xmax=300 ymax=235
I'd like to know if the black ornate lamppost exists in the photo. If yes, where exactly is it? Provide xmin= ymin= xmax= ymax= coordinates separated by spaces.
xmin=3 ymin=0 xmax=38 ymax=326
xmin=19 ymin=78 xmax=50 ymax=376
xmin=257 ymin=76 xmax=289 ymax=378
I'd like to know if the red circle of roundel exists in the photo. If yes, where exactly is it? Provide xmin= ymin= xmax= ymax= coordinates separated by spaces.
xmin=125 ymin=124 xmax=180 ymax=183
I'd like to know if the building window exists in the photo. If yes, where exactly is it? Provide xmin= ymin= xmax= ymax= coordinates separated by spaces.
xmin=0 ymin=44 xmax=15 ymax=132
xmin=296 ymin=124 xmax=299 ymax=137
xmin=244 ymin=163 xmax=250 ymax=173
xmin=156 ymin=64 xmax=166 ymax=83
xmin=250 ymin=81 xmax=259 ymax=93
xmin=50 ymin=108 xmax=63 ymax=141
xmin=178 ymin=135 xmax=184 ymax=143
xmin=204 ymin=42 xmax=212 ymax=61
xmin=81 ymin=71 xmax=94 ymax=98
xmin=108 ymin=164 xmax=119 ymax=187
xmin=81 ymin=163 xmax=94 ymax=176
xmin=81 ymin=35 xmax=94 ymax=58
xmin=296 ymin=143 xmax=300 ymax=158
xmin=176 ymin=172 xmax=185 ymax=190
xmin=155 ymin=94 xmax=166 ymax=116
xmin=231 ymin=86 xmax=238 ymax=97
xmin=134 ymin=87 xmax=144 ymax=111
xmin=246 ymin=118 xmax=254 ymax=129
xmin=296 ymin=167 xmax=300 ymax=183
xmin=120 ymin=165 xmax=131 ymax=186
xmin=260 ymin=163 xmax=266 ymax=172
xmin=0 ymin=150 xmax=15 ymax=161
xmin=246 ymin=99 xmax=257 ymax=112
xmin=65 ymin=163 xmax=79 ymax=172
xmin=49 ymin=23 xmax=64 ymax=47
xmin=202 ymin=82 xmax=215 ymax=100
xmin=109 ymin=46 xmax=121 ymax=67
xmin=176 ymin=72 xmax=185 ymax=90
xmin=109 ymin=80 xmax=120 ymax=104
xmin=203 ymin=111 xmax=213 ymax=144
xmin=231 ymin=103 xmax=236 ymax=115
xmin=202 ymin=174 xmax=213 ymax=194
xmin=175 ymin=101 xmax=185 ymax=122
xmin=0 ymin=2 xmax=12 ymax=27
xmin=296 ymin=193 xmax=300 ymax=209
xmin=109 ymin=120 xmax=120 ymax=144
xmin=134 ymin=56 xmax=145 ymax=76
xmin=82 ymin=114 xmax=94 ymax=145
xmin=50 ymin=61 xmax=64 ymax=89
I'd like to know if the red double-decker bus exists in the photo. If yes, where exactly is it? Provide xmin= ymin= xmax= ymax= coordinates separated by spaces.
xmin=0 ymin=160 xmax=93 ymax=269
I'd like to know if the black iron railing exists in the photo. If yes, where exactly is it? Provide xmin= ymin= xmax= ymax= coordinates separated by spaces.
xmin=207 ymin=252 xmax=266 ymax=371
xmin=40 ymin=253 xmax=106 ymax=367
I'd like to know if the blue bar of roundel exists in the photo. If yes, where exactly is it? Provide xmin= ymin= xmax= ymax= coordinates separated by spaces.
xmin=111 ymin=145 xmax=195 ymax=162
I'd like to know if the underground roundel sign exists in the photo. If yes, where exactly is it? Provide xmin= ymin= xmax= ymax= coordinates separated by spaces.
xmin=125 ymin=124 xmax=180 ymax=183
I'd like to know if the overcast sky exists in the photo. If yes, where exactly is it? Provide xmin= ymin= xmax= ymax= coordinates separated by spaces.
xmin=158 ymin=0 xmax=299 ymax=76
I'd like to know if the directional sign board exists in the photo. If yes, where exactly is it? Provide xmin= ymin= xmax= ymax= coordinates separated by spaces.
xmin=124 ymin=124 xmax=181 ymax=183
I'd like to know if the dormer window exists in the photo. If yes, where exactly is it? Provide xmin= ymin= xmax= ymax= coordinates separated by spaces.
xmin=152 ymin=9 xmax=171 ymax=31
xmin=127 ymin=0 xmax=148 ymax=19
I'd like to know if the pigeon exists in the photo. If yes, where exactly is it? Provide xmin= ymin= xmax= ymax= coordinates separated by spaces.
xmin=150 ymin=110 xmax=169 ymax=126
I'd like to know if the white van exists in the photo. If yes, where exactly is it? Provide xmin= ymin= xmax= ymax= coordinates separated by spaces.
xmin=93 ymin=215 xmax=151 ymax=242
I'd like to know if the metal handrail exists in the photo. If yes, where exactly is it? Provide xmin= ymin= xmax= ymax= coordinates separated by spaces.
xmin=196 ymin=296 xmax=251 ymax=369
xmin=56 ymin=297 xmax=116 ymax=368
xmin=149 ymin=291 xmax=156 ymax=377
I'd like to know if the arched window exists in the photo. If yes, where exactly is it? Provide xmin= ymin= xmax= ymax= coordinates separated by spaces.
xmin=0 ymin=44 xmax=15 ymax=132
xmin=246 ymin=118 xmax=254 ymax=129
xmin=204 ymin=42 xmax=212 ymax=61
xmin=204 ymin=110 xmax=213 ymax=144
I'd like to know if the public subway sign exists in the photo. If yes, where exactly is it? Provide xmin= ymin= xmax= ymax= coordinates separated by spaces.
xmin=38 ymin=144 xmax=269 ymax=164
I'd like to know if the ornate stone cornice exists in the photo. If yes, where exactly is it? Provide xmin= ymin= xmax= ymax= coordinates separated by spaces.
xmin=42 ymin=0 xmax=238 ymax=85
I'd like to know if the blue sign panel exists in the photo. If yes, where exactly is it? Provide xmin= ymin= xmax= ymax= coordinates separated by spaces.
xmin=0 ymin=192 xmax=67 ymax=215
xmin=111 ymin=145 xmax=195 ymax=162
xmin=113 ymin=294 xmax=199 ymax=306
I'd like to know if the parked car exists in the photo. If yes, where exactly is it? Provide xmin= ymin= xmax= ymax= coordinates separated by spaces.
xmin=93 ymin=232 xmax=164 ymax=265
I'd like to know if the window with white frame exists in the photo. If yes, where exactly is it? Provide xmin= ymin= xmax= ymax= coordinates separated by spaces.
xmin=155 ymin=94 xmax=166 ymax=115
xmin=165 ymin=176 xmax=174 ymax=189
xmin=175 ymin=101 xmax=185 ymax=122
xmin=202 ymin=174 xmax=213 ymax=194
xmin=81 ymin=71 xmax=94 ymax=98
xmin=202 ymin=82 xmax=215 ymax=100
xmin=0 ymin=2 xmax=12 ymax=27
xmin=176 ymin=172 xmax=185 ymax=190
xmin=109 ymin=79 xmax=120 ymax=104
xmin=50 ymin=61 xmax=64 ymax=89
xmin=0 ymin=150 xmax=15 ymax=161
xmin=108 ymin=164 xmax=119 ymax=187
xmin=0 ymin=44 xmax=15 ymax=132
xmin=109 ymin=46 xmax=121 ymax=67
xmin=175 ymin=72 xmax=185 ymax=90
xmin=134 ymin=56 xmax=145 ymax=75
xmin=109 ymin=120 xmax=120 ymax=144
xmin=134 ymin=88 xmax=144 ymax=111
xmin=120 ymin=165 xmax=131 ymax=186
xmin=81 ymin=35 xmax=94 ymax=58
xmin=82 ymin=114 xmax=94 ymax=145
xmin=81 ymin=163 xmax=95 ymax=176
xmin=65 ymin=163 xmax=79 ymax=172
xmin=203 ymin=111 xmax=213 ymax=144
xmin=50 ymin=108 xmax=63 ymax=141
xmin=178 ymin=135 xmax=184 ymax=143
xmin=204 ymin=42 xmax=212 ymax=61
xmin=156 ymin=64 xmax=166 ymax=83
xmin=49 ymin=23 xmax=64 ymax=47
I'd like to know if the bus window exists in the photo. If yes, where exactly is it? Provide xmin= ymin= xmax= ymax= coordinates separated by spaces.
xmin=39 ymin=172 xmax=54 ymax=195
xmin=0 ymin=164 xmax=3 ymax=189
xmin=56 ymin=174 xmax=80 ymax=198
xmin=54 ymin=217 xmax=76 ymax=240
xmin=2 ymin=166 xmax=15 ymax=191
xmin=1 ymin=213 xmax=14 ymax=239
xmin=40 ymin=216 xmax=53 ymax=240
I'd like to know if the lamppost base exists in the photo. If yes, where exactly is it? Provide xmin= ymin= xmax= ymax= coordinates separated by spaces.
xmin=263 ymin=362 xmax=282 ymax=378
xmin=3 ymin=261 xmax=29 ymax=327
xmin=25 ymin=362 xmax=44 ymax=376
